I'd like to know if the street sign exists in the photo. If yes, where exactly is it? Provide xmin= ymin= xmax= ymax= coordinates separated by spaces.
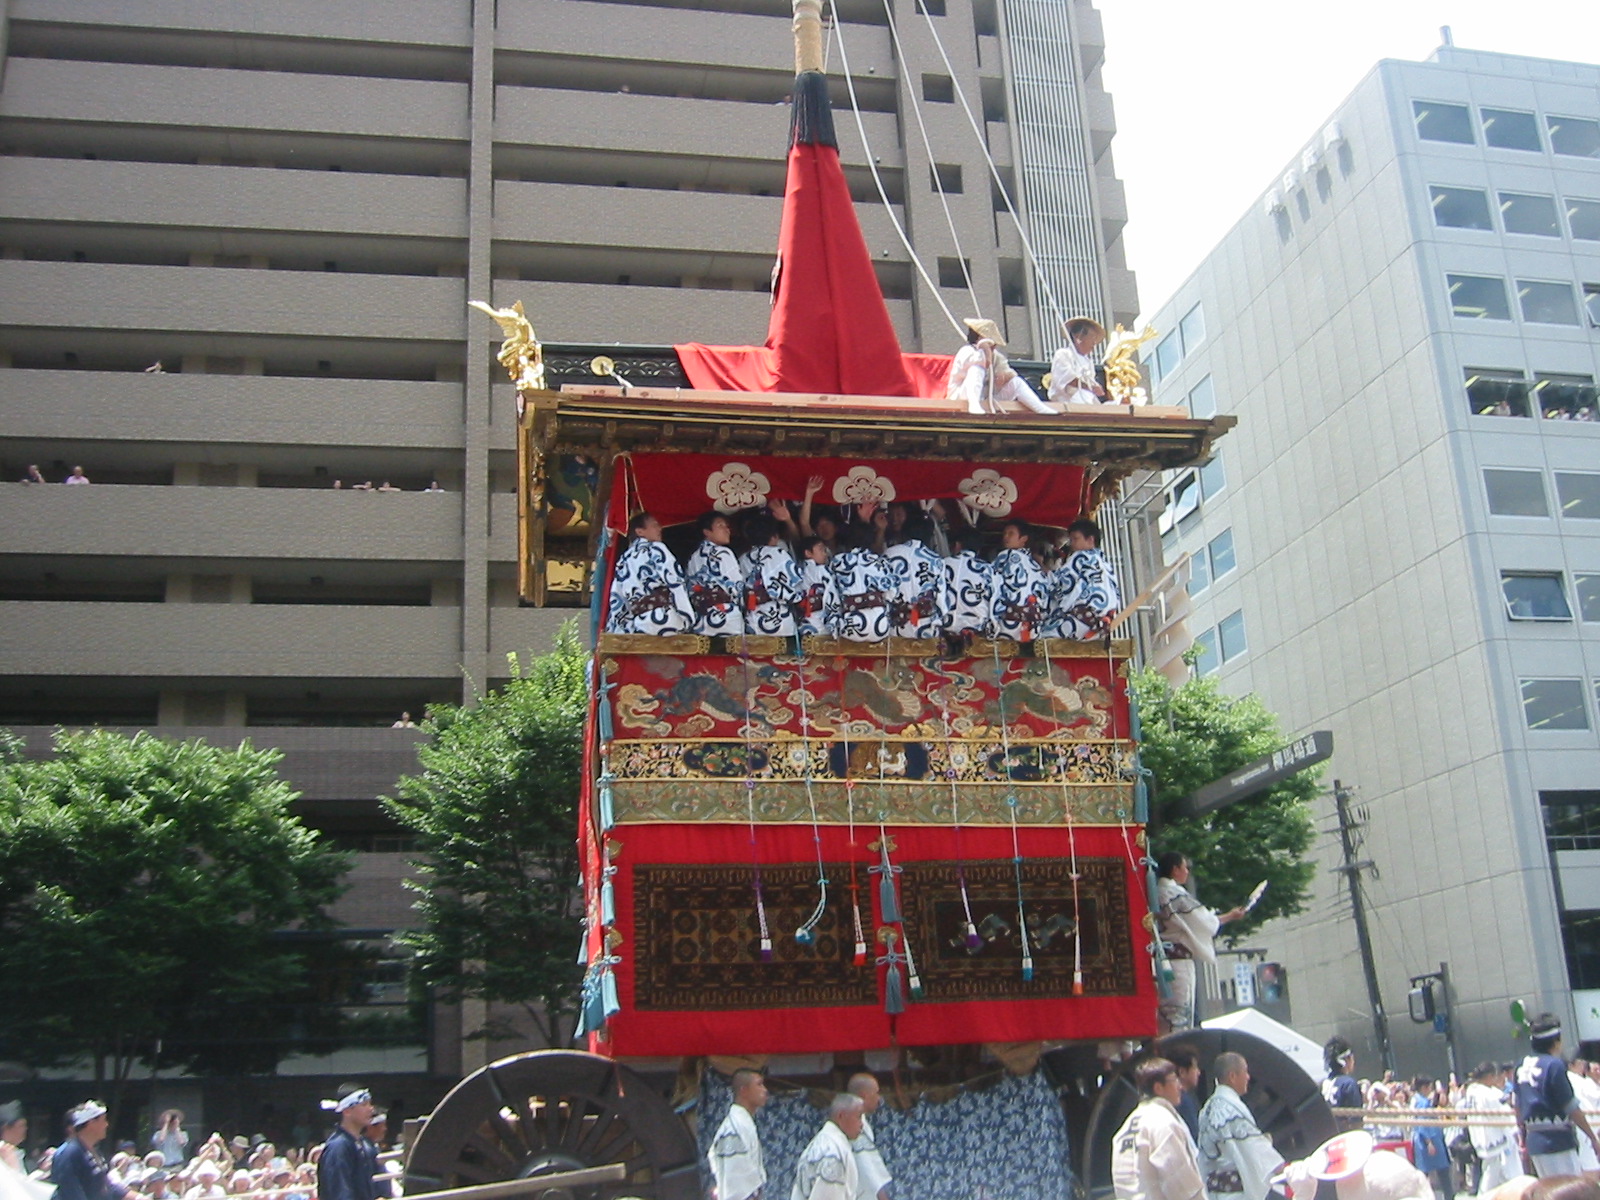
xmin=1182 ymin=731 xmax=1333 ymax=817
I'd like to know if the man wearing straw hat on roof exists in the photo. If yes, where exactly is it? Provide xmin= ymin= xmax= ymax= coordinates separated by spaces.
xmin=946 ymin=318 xmax=1055 ymax=415
xmin=315 ymin=1086 xmax=384 ymax=1200
xmin=1048 ymin=317 xmax=1108 ymax=405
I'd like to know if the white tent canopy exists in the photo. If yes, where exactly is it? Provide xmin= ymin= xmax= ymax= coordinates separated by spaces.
xmin=1203 ymin=1007 xmax=1326 ymax=1083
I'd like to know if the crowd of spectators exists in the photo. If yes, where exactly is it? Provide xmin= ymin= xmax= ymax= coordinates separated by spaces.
xmin=2 ymin=1103 xmax=399 ymax=1200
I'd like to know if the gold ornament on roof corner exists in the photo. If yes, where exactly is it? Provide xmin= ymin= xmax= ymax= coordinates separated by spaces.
xmin=1102 ymin=324 xmax=1159 ymax=406
xmin=468 ymin=299 xmax=545 ymax=392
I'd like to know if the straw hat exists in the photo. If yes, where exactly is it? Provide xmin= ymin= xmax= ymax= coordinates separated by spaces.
xmin=963 ymin=317 xmax=1005 ymax=346
xmin=1062 ymin=316 xmax=1107 ymax=347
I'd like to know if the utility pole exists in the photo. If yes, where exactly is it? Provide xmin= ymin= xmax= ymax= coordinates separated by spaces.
xmin=1332 ymin=780 xmax=1394 ymax=1072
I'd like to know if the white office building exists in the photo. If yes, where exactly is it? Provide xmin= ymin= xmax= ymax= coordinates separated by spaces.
xmin=1144 ymin=45 xmax=1600 ymax=1070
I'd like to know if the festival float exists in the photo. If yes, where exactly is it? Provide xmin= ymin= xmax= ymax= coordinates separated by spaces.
xmin=399 ymin=5 xmax=1330 ymax=1199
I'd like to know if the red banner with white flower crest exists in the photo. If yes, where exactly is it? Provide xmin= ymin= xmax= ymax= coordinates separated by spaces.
xmin=608 ymin=453 xmax=1091 ymax=531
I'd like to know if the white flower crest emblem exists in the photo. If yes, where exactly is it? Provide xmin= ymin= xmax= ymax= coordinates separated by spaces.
xmin=957 ymin=468 xmax=1019 ymax=517
xmin=705 ymin=462 xmax=771 ymax=513
xmin=831 ymin=466 xmax=897 ymax=506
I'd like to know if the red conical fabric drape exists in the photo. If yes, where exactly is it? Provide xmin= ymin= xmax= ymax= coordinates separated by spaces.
xmin=764 ymin=72 xmax=915 ymax=397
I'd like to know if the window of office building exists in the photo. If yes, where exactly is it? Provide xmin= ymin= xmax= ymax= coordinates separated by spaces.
xmin=1502 ymin=572 xmax=1572 ymax=621
xmin=1218 ymin=610 xmax=1248 ymax=662
xmin=1155 ymin=330 xmax=1182 ymax=381
xmin=1521 ymin=678 xmax=1590 ymax=730
xmin=1518 ymin=280 xmax=1581 ymax=325
xmin=1188 ymin=544 xmax=1210 ymax=595
xmin=1571 ymin=199 xmax=1600 ymax=241
xmin=1482 ymin=107 xmax=1543 ymax=151
xmin=1414 ymin=100 xmax=1474 ymax=144
xmin=1179 ymin=304 xmax=1206 ymax=355
xmin=1560 ymin=910 xmax=1600 ymax=990
xmin=1548 ymin=115 xmax=1600 ymax=159
xmin=1500 ymin=192 xmax=1561 ymax=237
xmin=1579 ymin=575 xmax=1600 ymax=622
xmin=1448 ymin=274 xmax=1511 ymax=320
xmin=1535 ymin=374 xmax=1598 ymax=419
xmin=1586 ymin=284 xmax=1600 ymax=328
xmin=1193 ymin=628 xmax=1219 ymax=676
xmin=1198 ymin=452 xmax=1226 ymax=500
xmin=1209 ymin=528 xmax=1237 ymax=579
xmin=1187 ymin=375 xmax=1217 ymax=418
xmin=1170 ymin=470 xmax=1200 ymax=525
xmin=1484 ymin=468 xmax=1548 ymax=516
xmin=1465 ymin=368 xmax=1530 ymax=417
xmin=1430 ymin=185 xmax=1493 ymax=230
xmin=1557 ymin=473 xmax=1600 ymax=520
xmin=1542 ymin=791 xmax=1600 ymax=852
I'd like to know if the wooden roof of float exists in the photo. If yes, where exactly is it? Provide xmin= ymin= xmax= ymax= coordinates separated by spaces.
xmin=524 ymin=384 xmax=1235 ymax=472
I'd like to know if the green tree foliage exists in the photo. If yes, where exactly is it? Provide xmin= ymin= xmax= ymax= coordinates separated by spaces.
xmin=1131 ymin=667 xmax=1319 ymax=938
xmin=0 ymin=729 xmax=349 ymax=1092
xmin=385 ymin=621 xmax=588 ymax=1046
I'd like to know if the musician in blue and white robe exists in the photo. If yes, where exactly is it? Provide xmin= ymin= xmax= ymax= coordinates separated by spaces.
xmin=796 ymin=538 xmax=834 ymax=637
xmin=825 ymin=524 xmax=896 ymax=642
xmin=883 ymin=512 xmax=947 ymax=639
xmin=1047 ymin=518 xmax=1122 ymax=639
xmin=685 ymin=511 xmax=745 ymax=636
xmin=943 ymin=540 xmax=994 ymax=636
xmin=989 ymin=520 xmax=1050 ymax=641
xmin=742 ymin=513 xmax=802 ymax=637
xmin=604 ymin=512 xmax=694 ymax=635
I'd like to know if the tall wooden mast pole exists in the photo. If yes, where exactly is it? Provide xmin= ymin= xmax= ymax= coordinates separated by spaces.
xmin=793 ymin=0 xmax=825 ymax=74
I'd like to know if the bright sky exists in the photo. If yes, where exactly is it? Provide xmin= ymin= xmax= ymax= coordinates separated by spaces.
xmin=1096 ymin=0 xmax=1600 ymax=319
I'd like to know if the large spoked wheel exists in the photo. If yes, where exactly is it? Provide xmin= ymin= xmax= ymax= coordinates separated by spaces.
xmin=1080 ymin=1029 xmax=1336 ymax=1198
xmin=404 ymin=1051 xmax=700 ymax=1200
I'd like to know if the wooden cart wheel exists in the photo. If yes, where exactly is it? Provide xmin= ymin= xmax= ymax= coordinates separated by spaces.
xmin=404 ymin=1051 xmax=700 ymax=1200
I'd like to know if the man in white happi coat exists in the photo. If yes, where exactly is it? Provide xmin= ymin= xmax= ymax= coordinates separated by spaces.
xmin=1570 ymin=1057 xmax=1600 ymax=1170
xmin=792 ymin=1095 xmax=863 ymax=1200
xmin=709 ymin=1069 xmax=769 ymax=1200
xmin=845 ymin=1075 xmax=891 ymax=1200
xmin=989 ymin=520 xmax=1051 ymax=642
xmin=1047 ymin=317 xmax=1108 ymax=405
xmin=1155 ymin=852 xmax=1244 ymax=1033
xmin=825 ymin=523 xmax=896 ymax=642
xmin=605 ymin=512 xmax=694 ymax=635
xmin=1047 ymin=518 xmax=1122 ymax=640
xmin=943 ymin=539 xmax=994 ymax=637
xmin=1460 ymin=1062 xmax=1519 ymax=1194
xmin=1196 ymin=1054 xmax=1283 ymax=1200
xmin=946 ymin=318 xmax=1054 ymax=415
xmin=883 ymin=513 xmax=947 ymax=640
xmin=1111 ymin=1058 xmax=1205 ymax=1200
xmin=685 ymin=511 xmax=745 ymax=636
xmin=742 ymin=513 xmax=803 ymax=638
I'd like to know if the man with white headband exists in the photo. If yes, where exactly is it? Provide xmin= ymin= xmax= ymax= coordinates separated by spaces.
xmin=52 ymin=1101 xmax=126 ymax=1200
xmin=316 ymin=1085 xmax=384 ymax=1200
xmin=1514 ymin=1013 xmax=1600 ymax=1177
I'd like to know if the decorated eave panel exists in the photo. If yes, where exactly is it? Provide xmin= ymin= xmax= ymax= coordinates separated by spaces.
xmin=524 ymin=387 xmax=1236 ymax=472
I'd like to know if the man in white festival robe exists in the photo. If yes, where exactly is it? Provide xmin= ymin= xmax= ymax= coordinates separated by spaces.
xmin=742 ymin=513 xmax=802 ymax=638
xmin=604 ymin=512 xmax=693 ymax=635
xmin=989 ymin=520 xmax=1051 ymax=642
xmin=792 ymin=1096 xmax=864 ymax=1200
xmin=1196 ymin=1054 xmax=1284 ymax=1200
xmin=1047 ymin=317 xmax=1108 ymax=406
xmin=1155 ymin=852 xmax=1244 ymax=1033
xmin=709 ymin=1069 xmax=769 ymax=1200
xmin=946 ymin=318 xmax=1054 ymax=415
xmin=1048 ymin=518 xmax=1122 ymax=640
xmin=1460 ymin=1062 xmax=1520 ymax=1194
xmin=1112 ymin=1058 xmax=1206 ymax=1200
xmin=943 ymin=540 xmax=994 ymax=637
xmin=845 ymin=1075 xmax=891 ymax=1200
xmin=685 ymin=511 xmax=745 ymax=636
xmin=883 ymin=513 xmax=947 ymax=640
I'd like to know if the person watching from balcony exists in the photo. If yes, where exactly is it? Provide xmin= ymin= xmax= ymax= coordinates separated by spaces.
xmin=21 ymin=465 xmax=47 ymax=484
xmin=64 ymin=466 xmax=91 ymax=485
